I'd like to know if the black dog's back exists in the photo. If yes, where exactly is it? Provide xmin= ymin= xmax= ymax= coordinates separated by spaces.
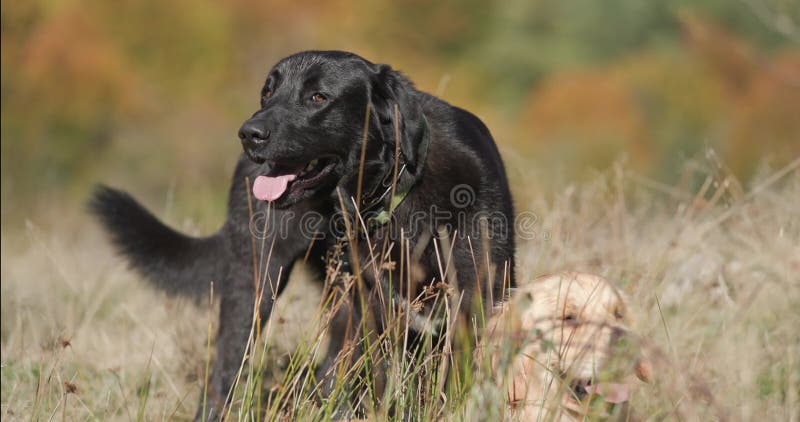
xmin=89 ymin=185 xmax=228 ymax=299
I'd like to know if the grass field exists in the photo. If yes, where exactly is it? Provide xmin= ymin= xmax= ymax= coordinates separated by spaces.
xmin=2 ymin=157 xmax=798 ymax=421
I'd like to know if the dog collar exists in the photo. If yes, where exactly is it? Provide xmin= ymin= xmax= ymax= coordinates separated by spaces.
xmin=370 ymin=189 xmax=408 ymax=225
xmin=365 ymin=115 xmax=431 ymax=227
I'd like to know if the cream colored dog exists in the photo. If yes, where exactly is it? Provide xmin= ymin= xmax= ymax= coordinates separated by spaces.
xmin=482 ymin=272 xmax=650 ymax=421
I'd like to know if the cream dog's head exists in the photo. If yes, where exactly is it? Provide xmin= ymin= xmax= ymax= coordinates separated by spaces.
xmin=484 ymin=272 xmax=650 ymax=420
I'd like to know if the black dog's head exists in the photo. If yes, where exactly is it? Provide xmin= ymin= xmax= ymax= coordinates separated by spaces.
xmin=238 ymin=50 xmax=428 ymax=209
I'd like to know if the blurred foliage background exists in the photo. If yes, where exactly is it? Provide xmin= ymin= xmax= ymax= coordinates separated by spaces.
xmin=2 ymin=0 xmax=799 ymax=227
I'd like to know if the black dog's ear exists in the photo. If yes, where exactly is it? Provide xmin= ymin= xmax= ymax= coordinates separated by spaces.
xmin=369 ymin=64 xmax=427 ymax=173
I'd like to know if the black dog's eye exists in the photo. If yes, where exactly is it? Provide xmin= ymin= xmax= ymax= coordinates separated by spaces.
xmin=260 ymin=89 xmax=272 ymax=108
xmin=310 ymin=93 xmax=327 ymax=103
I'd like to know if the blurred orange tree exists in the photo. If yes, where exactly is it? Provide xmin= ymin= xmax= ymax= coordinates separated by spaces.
xmin=2 ymin=0 xmax=798 ymax=221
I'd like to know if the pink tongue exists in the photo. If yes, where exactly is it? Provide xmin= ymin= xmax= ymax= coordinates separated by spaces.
xmin=587 ymin=383 xmax=632 ymax=404
xmin=253 ymin=174 xmax=297 ymax=201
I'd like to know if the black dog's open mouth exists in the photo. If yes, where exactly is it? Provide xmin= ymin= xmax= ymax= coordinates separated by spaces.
xmin=252 ymin=157 xmax=337 ymax=202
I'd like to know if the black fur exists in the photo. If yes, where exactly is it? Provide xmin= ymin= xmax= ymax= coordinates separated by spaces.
xmin=90 ymin=50 xmax=515 ymax=420
xmin=89 ymin=186 xmax=227 ymax=299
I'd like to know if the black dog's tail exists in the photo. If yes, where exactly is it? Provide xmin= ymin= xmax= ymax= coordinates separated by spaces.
xmin=89 ymin=185 xmax=229 ymax=299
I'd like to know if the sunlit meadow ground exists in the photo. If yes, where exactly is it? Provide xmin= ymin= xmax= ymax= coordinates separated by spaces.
xmin=2 ymin=158 xmax=798 ymax=420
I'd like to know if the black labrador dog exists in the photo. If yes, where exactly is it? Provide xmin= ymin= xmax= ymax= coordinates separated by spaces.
xmin=91 ymin=50 xmax=515 ymax=419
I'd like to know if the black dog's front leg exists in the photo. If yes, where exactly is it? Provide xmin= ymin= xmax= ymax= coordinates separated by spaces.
xmin=315 ymin=294 xmax=357 ymax=392
xmin=196 ymin=259 xmax=295 ymax=421
xmin=198 ymin=273 xmax=253 ymax=421
xmin=196 ymin=235 xmax=299 ymax=421
xmin=315 ymin=292 xmax=366 ymax=418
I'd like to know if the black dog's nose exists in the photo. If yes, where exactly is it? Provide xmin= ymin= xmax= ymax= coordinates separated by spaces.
xmin=238 ymin=121 xmax=270 ymax=149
